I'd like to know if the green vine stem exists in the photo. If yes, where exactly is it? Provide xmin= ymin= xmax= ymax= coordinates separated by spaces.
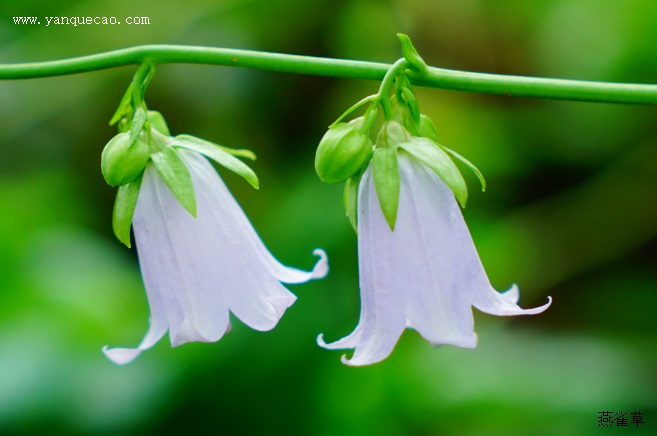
xmin=376 ymin=59 xmax=408 ymax=118
xmin=2 ymin=45 xmax=657 ymax=105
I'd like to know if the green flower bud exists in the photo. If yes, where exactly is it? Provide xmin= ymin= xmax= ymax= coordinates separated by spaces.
xmin=315 ymin=117 xmax=373 ymax=184
xmin=101 ymin=132 xmax=150 ymax=187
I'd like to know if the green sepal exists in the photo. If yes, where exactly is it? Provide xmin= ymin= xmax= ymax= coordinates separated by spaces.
xmin=439 ymin=144 xmax=486 ymax=192
xmin=110 ymin=83 xmax=134 ymax=126
xmin=128 ymin=107 xmax=147 ymax=145
xmin=400 ymin=86 xmax=421 ymax=125
xmin=379 ymin=119 xmax=411 ymax=144
xmin=147 ymin=111 xmax=170 ymax=136
xmin=176 ymin=134 xmax=256 ymax=161
xmin=343 ymin=166 xmax=366 ymax=234
xmin=112 ymin=172 xmax=143 ymax=248
xmin=329 ymin=95 xmax=377 ymax=128
xmin=372 ymin=146 xmax=400 ymax=231
xmin=173 ymin=136 xmax=259 ymax=190
xmin=399 ymin=137 xmax=468 ymax=208
xmin=397 ymin=33 xmax=428 ymax=74
xmin=151 ymin=146 xmax=197 ymax=217
xmin=390 ymin=95 xmax=419 ymax=136
xmin=418 ymin=114 xmax=439 ymax=142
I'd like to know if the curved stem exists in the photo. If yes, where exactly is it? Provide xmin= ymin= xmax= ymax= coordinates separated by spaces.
xmin=376 ymin=59 xmax=408 ymax=118
xmin=1 ymin=45 xmax=657 ymax=105
xmin=131 ymin=62 xmax=153 ymax=108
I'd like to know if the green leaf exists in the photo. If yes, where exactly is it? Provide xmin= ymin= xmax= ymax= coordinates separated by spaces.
xmin=109 ymin=83 xmax=134 ymax=126
xmin=128 ymin=107 xmax=147 ymax=145
xmin=439 ymin=145 xmax=486 ymax=192
xmin=176 ymin=134 xmax=256 ymax=161
xmin=112 ymin=172 xmax=143 ymax=248
xmin=174 ymin=137 xmax=259 ymax=189
xmin=372 ymin=146 xmax=400 ymax=230
xmin=399 ymin=138 xmax=468 ymax=208
xmin=151 ymin=147 xmax=197 ymax=216
xmin=344 ymin=168 xmax=365 ymax=234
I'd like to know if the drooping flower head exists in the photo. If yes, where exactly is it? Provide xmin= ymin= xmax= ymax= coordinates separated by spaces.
xmin=314 ymin=55 xmax=551 ymax=366
xmin=101 ymin=75 xmax=327 ymax=364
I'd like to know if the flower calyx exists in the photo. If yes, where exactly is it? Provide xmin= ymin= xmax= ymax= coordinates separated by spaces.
xmin=105 ymin=66 xmax=260 ymax=248
xmin=319 ymin=35 xmax=485 ymax=232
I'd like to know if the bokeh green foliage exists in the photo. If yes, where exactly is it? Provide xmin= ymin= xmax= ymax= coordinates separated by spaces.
xmin=0 ymin=0 xmax=656 ymax=434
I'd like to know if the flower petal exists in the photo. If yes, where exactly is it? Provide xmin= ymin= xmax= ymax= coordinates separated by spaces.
xmin=318 ymin=163 xmax=406 ymax=366
xmin=265 ymin=249 xmax=329 ymax=284
xmin=102 ymin=319 xmax=167 ymax=365
xmin=103 ymin=165 xmax=186 ymax=364
xmin=473 ymin=288 xmax=553 ymax=316
xmin=178 ymin=150 xmax=304 ymax=331
xmin=182 ymin=149 xmax=328 ymax=285
xmin=104 ymin=146 xmax=329 ymax=364
xmin=399 ymin=153 xmax=552 ymax=319
xmin=320 ymin=152 xmax=550 ymax=366
xmin=395 ymin=154 xmax=478 ymax=348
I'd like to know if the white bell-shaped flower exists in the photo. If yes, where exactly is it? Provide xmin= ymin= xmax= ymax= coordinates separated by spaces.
xmin=104 ymin=150 xmax=328 ymax=364
xmin=319 ymin=152 xmax=550 ymax=366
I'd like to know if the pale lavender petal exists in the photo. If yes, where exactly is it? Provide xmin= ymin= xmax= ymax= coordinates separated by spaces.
xmin=103 ymin=165 xmax=185 ymax=364
xmin=399 ymin=154 xmax=551 ymax=322
xmin=473 ymin=291 xmax=552 ymax=316
xmin=138 ymin=162 xmax=231 ymax=347
xmin=270 ymin=249 xmax=329 ymax=284
xmin=103 ymin=145 xmax=329 ymax=364
xmin=502 ymin=284 xmax=520 ymax=303
xmin=102 ymin=319 xmax=167 ymax=365
xmin=320 ymin=151 xmax=550 ymax=366
xmin=175 ymin=149 xmax=328 ymax=285
xmin=396 ymin=155 xmax=478 ymax=348
xmin=318 ymin=164 xmax=406 ymax=366
xmin=178 ymin=150 xmax=300 ymax=331
xmin=475 ymin=283 xmax=553 ymax=316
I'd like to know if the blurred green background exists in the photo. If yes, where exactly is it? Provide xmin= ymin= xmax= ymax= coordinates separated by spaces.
xmin=1 ymin=0 xmax=656 ymax=434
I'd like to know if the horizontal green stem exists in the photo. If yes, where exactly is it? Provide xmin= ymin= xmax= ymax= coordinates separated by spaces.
xmin=1 ymin=45 xmax=657 ymax=105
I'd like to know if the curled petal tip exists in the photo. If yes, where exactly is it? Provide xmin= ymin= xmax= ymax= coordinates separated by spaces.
xmin=475 ymin=286 xmax=552 ymax=317
xmin=540 ymin=296 xmax=553 ymax=312
xmin=310 ymin=249 xmax=329 ymax=279
xmin=502 ymin=284 xmax=520 ymax=304
xmin=339 ymin=354 xmax=354 ymax=366
xmin=520 ymin=295 xmax=553 ymax=315
xmin=317 ymin=333 xmax=369 ymax=366
xmin=339 ymin=353 xmax=376 ymax=367
xmin=270 ymin=248 xmax=329 ymax=284
xmin=102 ymin=345 xmax=143 ymax=366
